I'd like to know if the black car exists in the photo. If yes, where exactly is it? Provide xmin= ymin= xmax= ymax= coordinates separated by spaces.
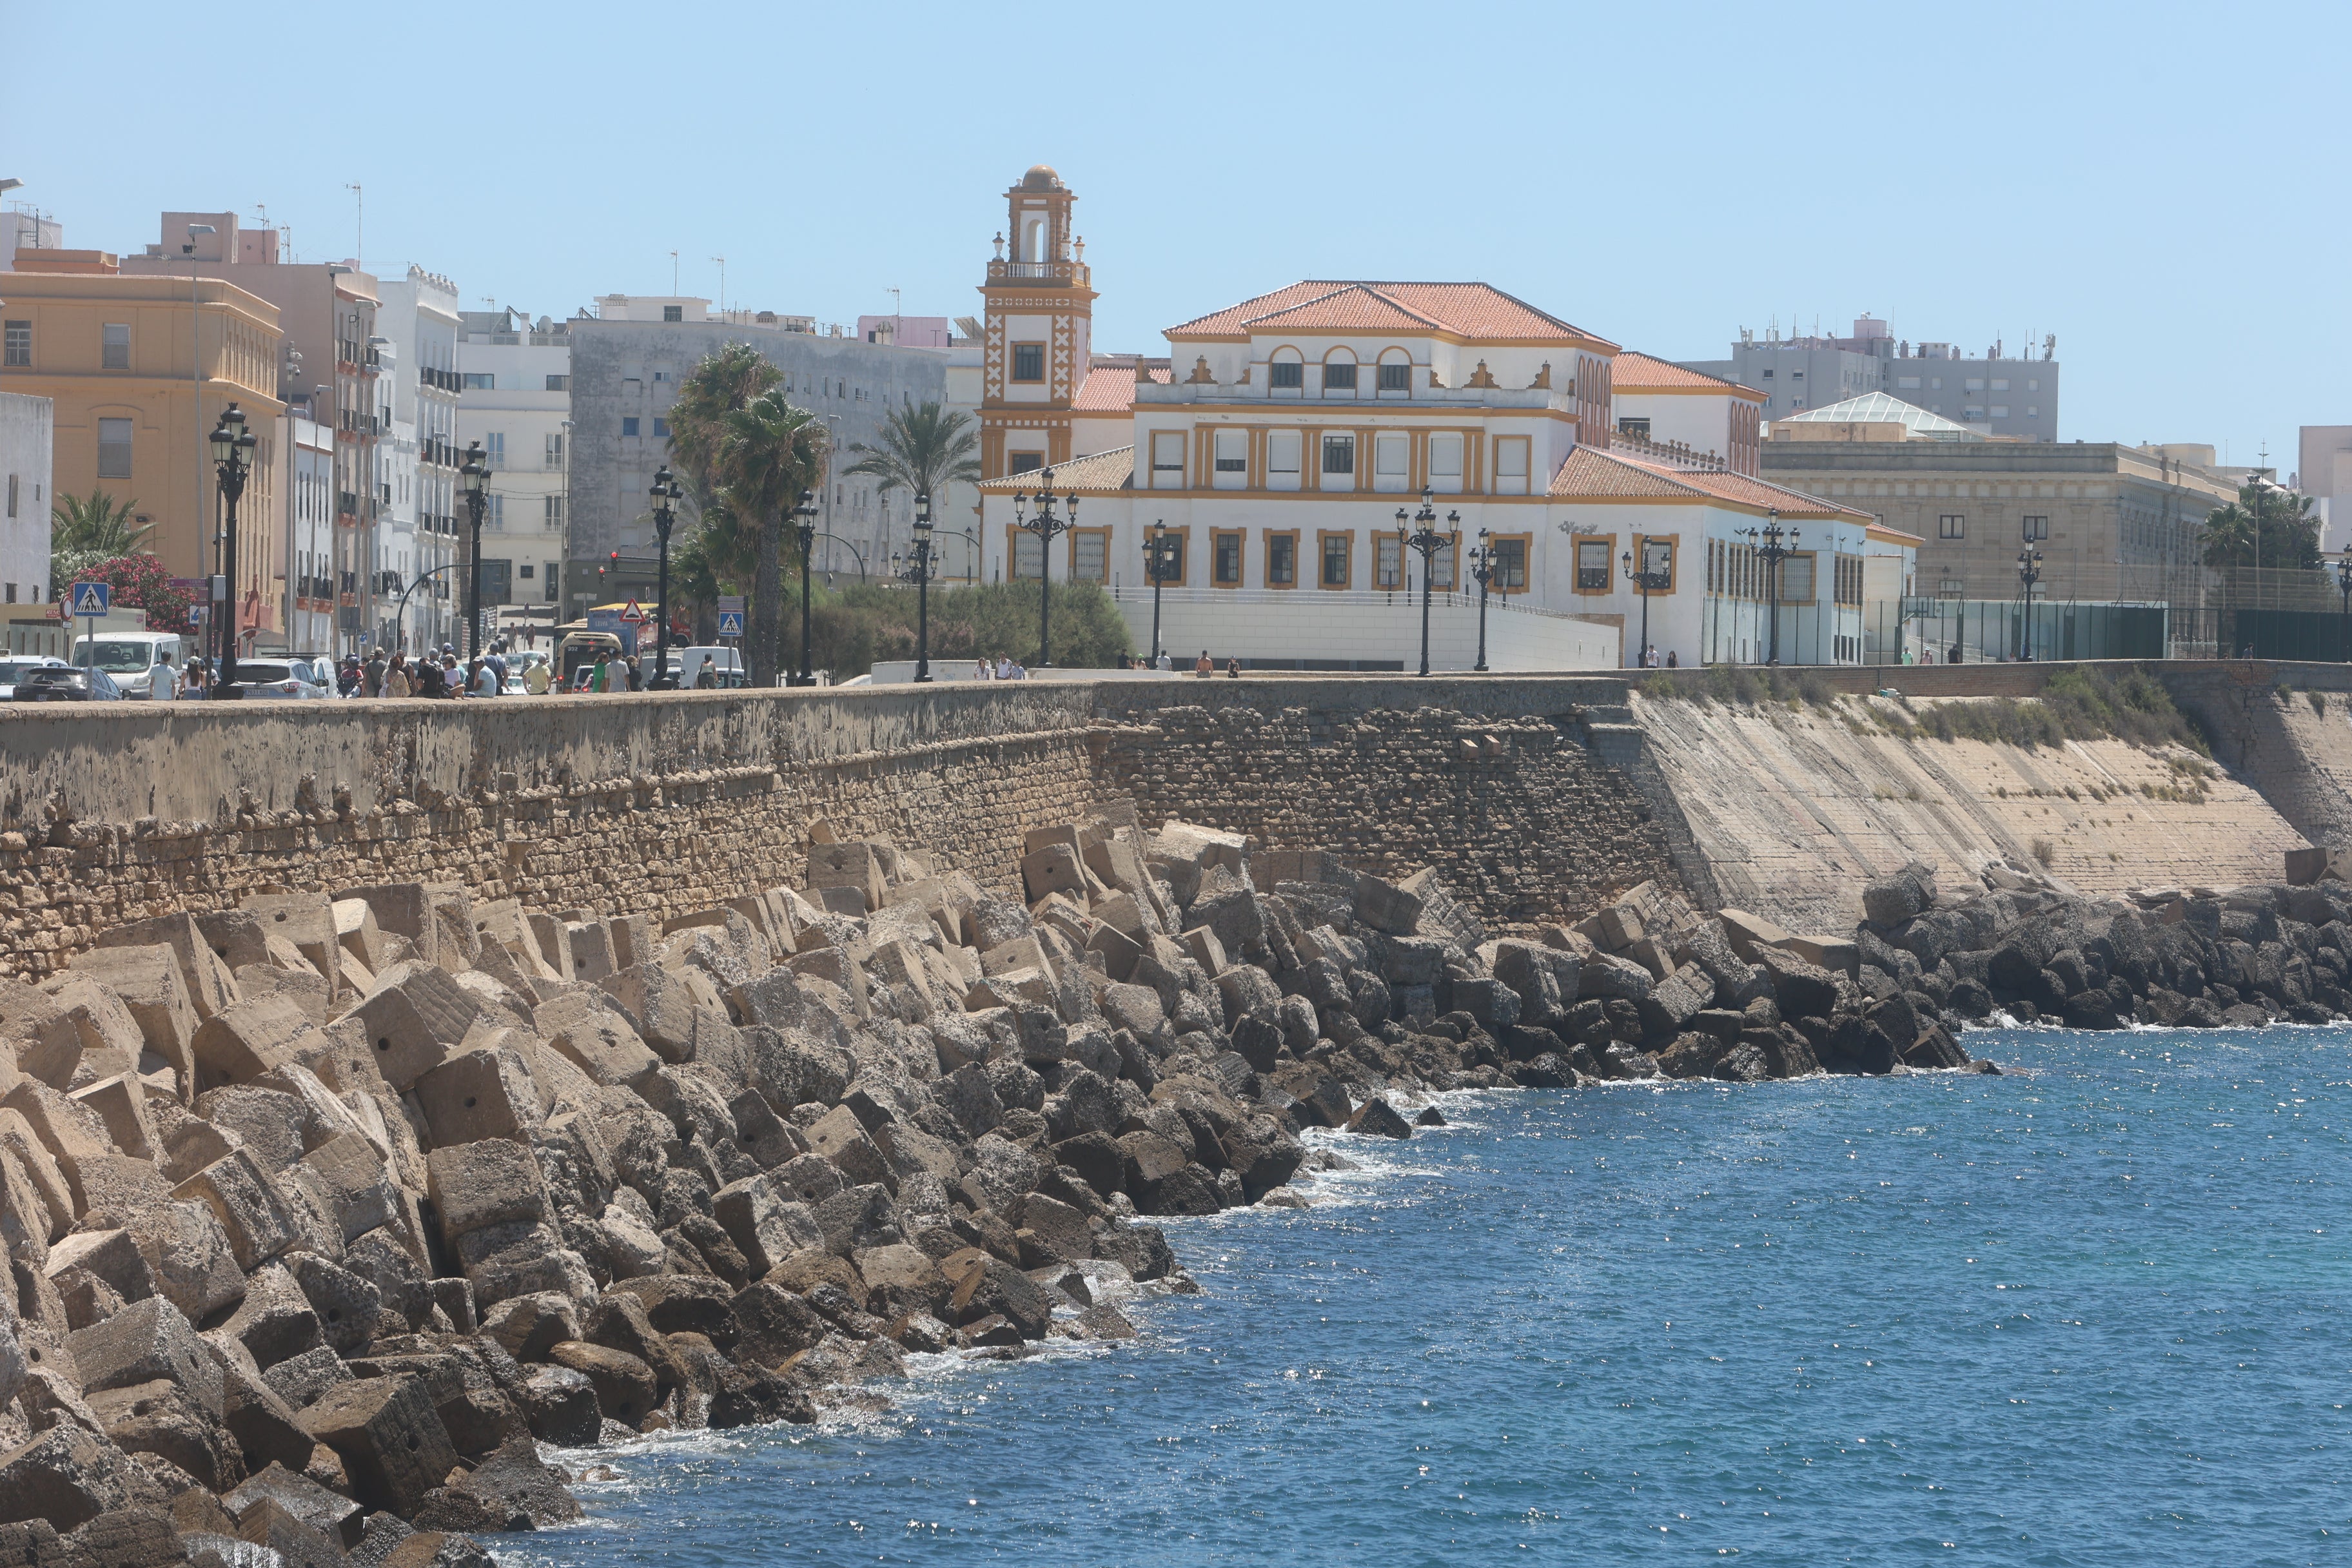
xmin=14 ymin=666 xmax=124 ymax=701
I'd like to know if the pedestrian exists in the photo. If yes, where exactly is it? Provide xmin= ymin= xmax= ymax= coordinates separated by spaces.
xmin=362 ymin=647 xmax=387 ymax=698
xmin=1225 ymin=656 xmax=1241 ymax=679
xmin=1665 ymin=649 xmax=1678 ymax=669
xmin=184 ymin=656 xmax=208 ymax=698
xmin=382 ymin=652 xmax=411 ymax=698
xmin=1195 ymin=649 xmax=1214 ymax=678
xmin=974 ymin=657 xmax=990 ymax=680
xmin=524 ymin=658 xmax=550 ymax=695
xmin=589 ymin=650 xmax=612 ymax=693
xmin=485 ymin=641 xmax=509 ymax=692
xmin=995 ymin=654 xmax=1014 ymax=680
xmin=1157 ymin=649 xmax=1173 ymax=671
xmin=625 ymin=656 xmax=643 ymax=691
xmin=1949 ymin=642 xmax=1962 ymax=665
xmin=415 ymin=653 xmax=445 ymax=699
xmin=470 ymin=658 xmax=498 ymax=698
xmin=694 ymin=663 xmax=716 ymax=689
xmin=334 ymin=656 xmax=358 ymax=698
xmin=440 ymin=651 xmax=461 ymax=693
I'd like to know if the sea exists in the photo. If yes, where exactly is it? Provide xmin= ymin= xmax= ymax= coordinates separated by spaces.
xmin=496 ymin=1025 xmax=2352 ymax=1567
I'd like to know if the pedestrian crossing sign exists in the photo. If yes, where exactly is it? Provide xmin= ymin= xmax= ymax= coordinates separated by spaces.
xmin=716 ymin=611 xmax=745 ymax=638
xmin=70 ymin=582 xmax=110 ymax=617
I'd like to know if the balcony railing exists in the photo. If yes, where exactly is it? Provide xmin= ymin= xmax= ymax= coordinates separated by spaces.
xmin=986 ymin=259 xmax=1090 ymax=286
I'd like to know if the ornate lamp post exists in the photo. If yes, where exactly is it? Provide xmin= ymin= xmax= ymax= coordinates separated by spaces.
xmin=460 ymin=440 xmax=489 ymax=659
xmin=1012 ymin=467 xmax=1077 ymax=665
xmin=647 ymin=467 xmax=682 ymax=688
xmin=1394 ymin=485 xmax=1459 ymax=678
xmin=1142 ymin=519 xmax=1182 ymax=667
xmin=1467 ymin=528 xmax=1499 ymax=672
xmin=1734 ymin=509 xmax=1798 ymax=664
xmin=1620 ymin=538 xmax=1671 ymax=669
xmin=2017 ymin=544 xmax=2044 ymax=660
xmin=207 ymin=404 xmax=257 ymax=697
xmin=908 ymin=491 xmax=936 ymax=682
xmin=791 ymin=489 xmax=818 ymax=686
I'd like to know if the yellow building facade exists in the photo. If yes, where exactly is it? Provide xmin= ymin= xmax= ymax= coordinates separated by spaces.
xmin=0 ymin=254 xmax=285 ymax=638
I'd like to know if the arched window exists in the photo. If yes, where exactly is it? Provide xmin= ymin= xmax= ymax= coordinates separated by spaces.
xmin=1322 ymin=348 xmax=1358 ymax=396
xmin=1269 ymin=346 xmax=1304 ymax=393
xmin=1377 ymin=347 xmax=1412 ymax=396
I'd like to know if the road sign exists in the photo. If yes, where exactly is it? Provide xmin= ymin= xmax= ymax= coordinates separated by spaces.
xmin=620 ymin=598 xmax=646 ymax=623
xmin=716 ymin=611 xmax=745 ymax=638
xmin=188 ymin=605 xmax=208 ymax=625
xmin=716 ymin=594 xmax=745 ymax=615
xmin=69 ymin=582 xmax=110 ymax=617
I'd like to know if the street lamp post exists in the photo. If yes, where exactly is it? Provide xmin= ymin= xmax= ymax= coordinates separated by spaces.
xmin=207 ymin=404 xmax=256 ymax=697
xmin=648 ymin=466 xmax=681 ymax=688
xmin=2017 ymin=544 xmax=2044 ymax=660
xmin=460 ymin=440 xmax=489 ymax=660
xmin=1143 ymin=519 xmax=1182 ymax=666
xmin=2336 ymin=546 xmax=2352 ymax=662
xmin=1395 ymin=486 xmax=1459 ymax=678
xmin=1467 ymin=529 xmax=1498 ymax=673
xmin=1620 ymin=538 xmax=1671 ymax=669
xmin=1012 ymin=467 xmax=1078 ymax=665
xmin=909 ymin=491 xmax=936 ymax=682
xmin=791 ymin=489 xmax=818 ymax=686
xmin=1734 ymin=509 xmax=1799 ymax=664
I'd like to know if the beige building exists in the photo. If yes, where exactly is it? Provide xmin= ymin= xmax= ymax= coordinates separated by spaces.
xmin=0 ymin=253 xmax=284 ymax=640
xmin=1761 ymin=407 xmax=2236 ymax=609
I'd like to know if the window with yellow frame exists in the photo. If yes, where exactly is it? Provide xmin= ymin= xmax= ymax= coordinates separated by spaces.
xmin=1144 ymin=524 xmax=1192 ymax=588
xmin=1264 ymin=529 xmax=1300 ymax=589
xmin=1484 ymin=531 xmax=1533 ymax=594
xmin=1210 ymin=529 xmax=1243 ymax=587
xmin=1068 ymin=526 xmax=1111 ymax=583
xmin=1317 ymin=529 xmax=1353 ymax=589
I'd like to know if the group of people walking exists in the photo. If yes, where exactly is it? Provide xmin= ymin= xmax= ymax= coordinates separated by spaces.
xmin=336 ymin=640 xmax=542 ymax=698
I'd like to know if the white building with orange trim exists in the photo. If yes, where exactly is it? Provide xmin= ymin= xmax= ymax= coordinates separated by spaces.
xmin=968 ymin=170 xmax=1917 ymax=669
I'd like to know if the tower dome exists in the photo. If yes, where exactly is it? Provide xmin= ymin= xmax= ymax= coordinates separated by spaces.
xmin=1020 ymin=164 xmax=1064 ymax=191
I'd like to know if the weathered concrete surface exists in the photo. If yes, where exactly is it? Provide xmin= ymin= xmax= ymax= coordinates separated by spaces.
xmin=1631 ymin=690 xmax=2308 ymax=934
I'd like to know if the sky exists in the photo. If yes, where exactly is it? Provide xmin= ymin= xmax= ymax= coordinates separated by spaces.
xmin=9 ymin=0 xmax=2347 ymax=474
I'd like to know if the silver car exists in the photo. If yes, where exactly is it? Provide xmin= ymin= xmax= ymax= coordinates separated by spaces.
xmin=0 ymin=658 xmax=68 ymax=700
xmin=233 ymin=658 xmax=330 ymax=699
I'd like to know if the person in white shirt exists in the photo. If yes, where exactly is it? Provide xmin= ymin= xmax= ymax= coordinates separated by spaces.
xmin=995 ymin=655 xmax=1014 ymax=680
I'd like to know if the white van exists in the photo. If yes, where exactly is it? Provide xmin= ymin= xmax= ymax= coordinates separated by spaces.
xmin=671 ymin=646 xmax=745 ymax=689
xmin=76 ymin=632 xmax=186 ymax=698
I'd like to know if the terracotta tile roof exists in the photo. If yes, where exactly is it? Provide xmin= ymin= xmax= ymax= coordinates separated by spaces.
xmin=1611 ymin=351 xmax=1763 ymax=400
xmin=1549 ymin=446 xmax=1874 ymax=522
xmin=1167 ymin=280 xmax=1614 ymax=348
xmin=1240 ymin=285 xmax=1449 ymax=333
xmin=1072 ymin=364 xmax=1169 ymax=413
xmin=975 ymin=446 xmax=1135 ymax=491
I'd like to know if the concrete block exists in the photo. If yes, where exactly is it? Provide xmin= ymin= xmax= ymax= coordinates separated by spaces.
xmin=0 ymin=1145 xmax=49 ymax=1270
xmin=565 ymin=921 xmax=618 ymax=983
xmin=242 ymin=894 xmax=339 ymax=981
xmin=66 ymin=946 xmax=197 ymax=1084
xmin=346 ymin=961 xmax=482 ymax=1092
xmin=67 ymin=1295 xmax=223 ymax=1416
xmin=3 ymin=1080 xmax=113 ymax=1217
xmin=0 ymin=978 xmax=82 ymax=1088
xmin=232 ymin=964 xmax=331 ymax=1028
xmin=1019 ymin=843 xmax=1087 ymax=906
xmin=68 ymin=1075 xmax=155 ymax=1162
xmin=34 ymin=974 xmax=145 ymax=1083
xmin=1352 ymin=873 xmax=1426 ymax=937
xmin=807 ymin=841 xmax=887 ymax=912
xmin=45 ymin=1227 xmax=155 ymax=1310
xmin=124 ymin=1199 xmax=246 ymax=1323
xmin=0 ymin=1422 xmax=135 ymax=1531
xmin=804 ymin=1105 xmax=894 ymax=1191
xmin=172 ymin=1148 xmax=299 ymax=1271
xmin=413 ymin=1047 xmax=536 ymax=1147
xmin=424 ymin=1139 xmax=548 ymax=1246
xmin=191 ymin=994 xmax=324 ymax=1092
xmin=534 ymin=994 xmax=662 ymax=1091
xmin=297 ymin=1375 xmax=460 ymax=1518
xmin=295 ymin=1132 xmax=400 ymax=1246
xmin=218 ymin=1262 xmax=324 ymax=1369
xmin=710 ymin=1174 xmax=823 ymax=1277
xmin=93 ymin=913 xmax=237 ymax=1025
xmin=454 ymin=1219 xmax=593 ymax=1308
xmin=1717 ymin=907 xmax=1795 ymax=965
xmin=330 ymin=899 xmax=386 ymax=973
xmin=0 ymin=1110 xmax=72 ymax=1240
xmin=336 ymin=884 xmax=440 ymax=968
xmin=524 ymin=912 xmax=573 ymax=981
xmin=596 ymin=963 xmax=701 ymax=1063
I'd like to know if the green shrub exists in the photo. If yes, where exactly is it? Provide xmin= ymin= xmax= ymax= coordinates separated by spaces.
xmin=1638 ymin=672 xmax=1678 ymax=701
xmin=781 ymin=580 xmax=1132 ymax=678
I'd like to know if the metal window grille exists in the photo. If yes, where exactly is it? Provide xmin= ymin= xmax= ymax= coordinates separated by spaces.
xmin=1269 ymin=361 xmax=1303 ymax=389
xmin=1377 ymin=363 xmax=1411 ymax=391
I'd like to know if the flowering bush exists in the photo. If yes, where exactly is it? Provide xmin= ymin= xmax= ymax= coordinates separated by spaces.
xmin=71 ymin=554 xmax=193 ymax=635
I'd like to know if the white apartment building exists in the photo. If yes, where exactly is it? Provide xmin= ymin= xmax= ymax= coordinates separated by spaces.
xmin=278 ymin=413 xmax=335 ymax=652
xmin=0 ymin=391 xmax=53 ymax=609
xmin=375 ymin=268 xmax=462 ymax=649
xmin=456 ymin=309 xmax=569 ymax=634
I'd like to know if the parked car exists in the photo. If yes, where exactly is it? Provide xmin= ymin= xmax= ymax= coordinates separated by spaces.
xmin=233 ymin=659 xmax=331 ymax=699
xmin=14 ymin=666 xmax=123 ymax=701
xmin=0 ymin=658 xmax=68 ymax=700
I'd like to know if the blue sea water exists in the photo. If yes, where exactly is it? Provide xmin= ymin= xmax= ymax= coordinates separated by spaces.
xmin=498 ymin=1026 xmax=2352 ymax=1567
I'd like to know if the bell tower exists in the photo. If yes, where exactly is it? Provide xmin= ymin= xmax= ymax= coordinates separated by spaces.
xmin=979 ymin=164 xmax=1095 ymax=479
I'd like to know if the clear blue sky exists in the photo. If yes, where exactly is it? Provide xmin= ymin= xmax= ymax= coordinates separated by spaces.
xmin=10 ymin=0 xmax=2342 ymax=472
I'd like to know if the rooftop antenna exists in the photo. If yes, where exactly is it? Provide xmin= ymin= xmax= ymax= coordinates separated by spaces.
xmin=710 ymin=255 xmax=726 ymax=317
xmin=343 ymin=182 xmax=362 ymax=269
xmin=669 ymin=250 xmax=679 ymax=295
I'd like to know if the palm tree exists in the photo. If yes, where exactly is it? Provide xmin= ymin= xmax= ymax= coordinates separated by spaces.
xmin=842 ymin=401 xmax=981 ymax=508
xmin=671 ymin=495 xmax=761 ymax=639
xmin=715 ymin=391 xmax=827 ymax=685
xmin=667 ymin=343 xmax=781 ymax=499
xmin=2202 ymin=480 xmax=2320 ymax=572
xmin=50 ymin=490 xmax=152 ymax=558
